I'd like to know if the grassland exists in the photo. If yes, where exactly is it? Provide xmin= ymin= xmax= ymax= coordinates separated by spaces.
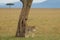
xmin=0 ymin=8 xmax=60 ymax=40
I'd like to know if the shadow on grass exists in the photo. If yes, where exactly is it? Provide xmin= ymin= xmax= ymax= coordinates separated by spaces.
xmin=0 ymin=36 xmax=46 ymax=40
xmin=0 ymin=35 xmax=60 ymax=40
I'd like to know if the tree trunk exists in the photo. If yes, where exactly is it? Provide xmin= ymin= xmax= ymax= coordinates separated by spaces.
xmin=16 ymin=0 xmax=33 ymax=37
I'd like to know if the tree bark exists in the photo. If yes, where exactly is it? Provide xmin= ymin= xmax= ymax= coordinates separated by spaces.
xmin=16 ymin=0 xmax=33 ymax=37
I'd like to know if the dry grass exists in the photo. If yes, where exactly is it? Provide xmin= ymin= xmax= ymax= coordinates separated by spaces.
xmin=0 ymin=8 xmax=60 ymax=40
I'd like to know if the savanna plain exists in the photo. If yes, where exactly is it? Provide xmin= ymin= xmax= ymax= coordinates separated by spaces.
xmin=0 ymin=8 xmax=60 ymax=40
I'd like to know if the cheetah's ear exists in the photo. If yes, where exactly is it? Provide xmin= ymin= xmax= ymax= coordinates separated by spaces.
xmin=32 ymin=26 xmax=35 ymax=28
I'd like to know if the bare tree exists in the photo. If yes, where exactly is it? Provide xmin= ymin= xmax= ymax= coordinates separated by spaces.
xmin=16 ymin=0 xmax=33 ymax=37
xmin=6 ymin=3 xmax=14 ymax=8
